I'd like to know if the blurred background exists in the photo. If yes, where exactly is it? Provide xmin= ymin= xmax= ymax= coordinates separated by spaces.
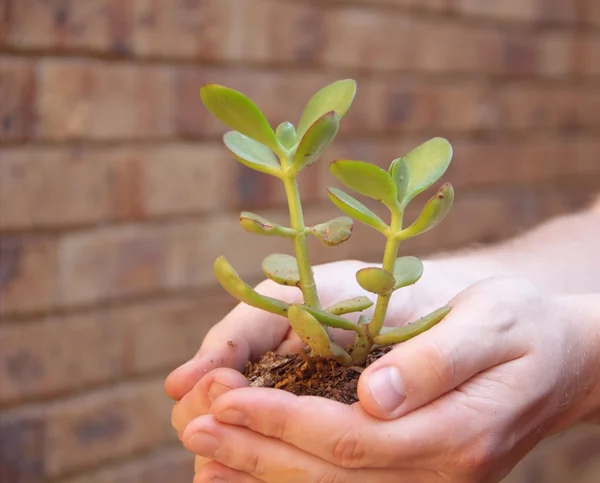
xmin=1 ymin=0 xmax=600 ymax=482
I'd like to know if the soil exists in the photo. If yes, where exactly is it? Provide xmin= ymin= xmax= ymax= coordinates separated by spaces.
xmin=244 ymin=346 xmax=393 ymax=404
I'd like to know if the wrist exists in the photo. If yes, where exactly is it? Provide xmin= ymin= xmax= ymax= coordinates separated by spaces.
xmin=557 ymin=293 xmax=600 ymax=426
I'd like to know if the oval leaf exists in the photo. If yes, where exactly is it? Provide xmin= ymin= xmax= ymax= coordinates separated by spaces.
xmin=239 ymin=212 xmax=295 ymax=238
xmin=330 ymin=160 xmax=398 ymax=209
xmin=326 ymin=296 xmax=373 ymax=316
xmin=356 ymin=267 xmax=396 ymax=296
xmin=293 ymin=111 xmax=339 ymax=172
xmin=403 ymin=137 xmax=453 ymax=204
xmin=214 ymin=256 xmax=288 ymax=316
xmin=327 ymin=188 xmax=389 ymax=234
xmin=200 ymin=84 xmax=278 ymax=152
xmin=309 ymin=216 xmax=353 ymax=246
xmin=276 ymin=121 xmax=297 ymax=150
xmin=373 ymin=306 xmax=451 ymax=345
xmin=297 ymin=79 xmax=357 ymax=138
xmin=394 ymin=256 xmax=424 ymax=289
xmin=262 ymin=254 xmax=300 ymax=286
xmin=288 ymin=305 xmax=352 ymax=364
xmin=224 ymin=131 xmax=281 ymax=176
xmin=389 ymin=157 xmax=409 ymax=202
xmin=400 ymin=183 xmax=454 ymax=239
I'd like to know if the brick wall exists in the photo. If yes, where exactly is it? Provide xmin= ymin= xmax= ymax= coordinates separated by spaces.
xmin=1 ymin=1 xmax=599 ymax=482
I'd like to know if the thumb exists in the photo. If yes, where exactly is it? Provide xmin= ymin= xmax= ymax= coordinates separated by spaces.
xmin=357 ymin=284 xmax=527 ymax=420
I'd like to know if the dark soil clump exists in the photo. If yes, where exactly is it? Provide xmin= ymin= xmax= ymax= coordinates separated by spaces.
xmin=244 ymin=346 xmax=393 ymax=404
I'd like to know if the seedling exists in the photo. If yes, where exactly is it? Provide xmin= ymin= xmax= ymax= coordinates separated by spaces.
xmin=201 ymin=80 xmax=454 ymax=367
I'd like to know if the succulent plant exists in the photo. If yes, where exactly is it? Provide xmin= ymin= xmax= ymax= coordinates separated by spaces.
xmin=201 ymin=79 xmax=454 ymax=367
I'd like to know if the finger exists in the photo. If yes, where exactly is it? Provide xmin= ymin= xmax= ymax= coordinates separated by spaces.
xmin=210 ymin=387 xmax=459 ymax=469
xmin=165 ymin=280 xmax=301 ymax=401
xmin=358 ymin=283 xmax=530 ymax=420
xmin=172 ymin=368 xmax=248 ymax=436
xmin=182 ymin=414 xmax=358 ymax=483
xmin=195 ymin=460 xmax=262 ymax=483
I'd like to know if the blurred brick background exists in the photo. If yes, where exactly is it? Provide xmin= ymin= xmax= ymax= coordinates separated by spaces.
xmin=1 ymin=0 xmax=600 ymax=482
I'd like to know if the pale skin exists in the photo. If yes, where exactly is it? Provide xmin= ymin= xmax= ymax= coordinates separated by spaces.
xmin=167 ymin=196 xmax=600 ymax=483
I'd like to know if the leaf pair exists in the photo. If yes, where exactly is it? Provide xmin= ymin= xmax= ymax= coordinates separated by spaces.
xmin=200 ymin=80 xmax=356 ymax=175
xmin=356 ymin=256 xmax=424 ymax=296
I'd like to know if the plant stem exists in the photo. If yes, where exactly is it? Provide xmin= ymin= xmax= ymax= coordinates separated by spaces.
xmin=367 ymin=210 xmax=401 ymax=338
xmin=282 ymin=173 xmax=321 ymax=309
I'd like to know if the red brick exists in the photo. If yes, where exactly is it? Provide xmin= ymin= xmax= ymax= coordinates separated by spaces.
xmin=581 ymin=0 xmax=600 ymax=26
xmin=575 ymin=35 xmax=600 ymax=78
xmin=0 ymin=236 xmax=59 ymax=316
xmin=44 ymin=381 xmax=175 ymax=478
xmin=8 ymin=0 xmax=133 ymax=54
xmin=0 ymin=57 xmax=36 ymax=142
xmin=0 ymin=147 xmax=112 ymax=230
xmin=37 ymin=60 xmax=173 ymax=140
xmin=455 ymin=0 xmax=538 ymax=22
xmin=58 ymin=448 xmax=194 ymax=483
xmin=133 ymin=0 xmax=241 ymax=60
xmin=0 ymin=411 xmax=45 ymax=483
xmin=539 ymin=32 xmax=576 ymax=77
xmin=0 ymin=0 xmax=9 ymax=46
xmin=537 ymin=0 xmax=579 ymax=24
xmin=57 ymin=225 xmax=169 ymax=306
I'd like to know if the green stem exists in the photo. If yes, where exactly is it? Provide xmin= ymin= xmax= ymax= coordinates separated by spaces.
xmin=282 ymin=173 xmax=320 ymax=309
xmin=367 ymin=209 xmax=401 ymax=338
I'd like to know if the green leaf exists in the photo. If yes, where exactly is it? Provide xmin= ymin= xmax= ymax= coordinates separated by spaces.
xmin=293 ymin=112 xmax=339 ymax=172
xmin=325 ymin=296 xmax=373 ymax=316
xmin=276 ymin=122 xmax=297 ymax=151
xmin=214 ymin=256 xmax=288 ymax=316
xmin=223 ymin=131 xmax=281 ymax=177
xmin=400 ymin=183 xmax=454 ymax=239
xmin=327 ymin=188 xmax=389 ymax=234
xmin=239 ymin=212 xmax=296 ymax=238
xmin=200 ymin=84 xmax=278 ymax=152
xmin=373 ymin=306 xmax=451 ymax=345
xmin=356 ymin=267 xmax=396 ymax=296
xmin=403 ymin=137 xmax=453 ymax=204
xmin=393 ymin=256 xmax=424 ymax=289
xmin=389 ymin=157 xmax=409 ymax=202
xmin=288 ymin=305 xmax=353 ymax=365
xmin=297 ymin=79 xmax=357 ymax=138
xmin=308 ymin=216 xmax=353 ymax=246
xmin=262 ymin=254 xmax=300 ymax=286
xmin=330 ymin=160 xmax=398 ymax=210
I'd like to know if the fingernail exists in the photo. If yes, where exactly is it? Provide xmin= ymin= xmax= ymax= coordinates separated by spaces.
xmin=188 ymin=431 xmax=220 ymax=457
xmin=210 ymin=478 xmax=228 ymax=483
xmin=208 ymin=382 xmax=232 ymax=403
xmin=368 ymin=366 xmax=405 ymax=413
xmin=216 ymin=409 xmax=249 ymax=427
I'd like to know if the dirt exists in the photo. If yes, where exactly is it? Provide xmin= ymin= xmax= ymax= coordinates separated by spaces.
xmin=244 ymin=346 xmax=393 ymax=404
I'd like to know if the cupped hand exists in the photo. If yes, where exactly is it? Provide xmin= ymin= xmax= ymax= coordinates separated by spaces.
xmin=175 ymin=277 xmax=599 ymax=482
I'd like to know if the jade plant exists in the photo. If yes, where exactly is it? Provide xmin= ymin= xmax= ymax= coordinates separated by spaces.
xmin=200 ymin=79 xmax=454 ymax=367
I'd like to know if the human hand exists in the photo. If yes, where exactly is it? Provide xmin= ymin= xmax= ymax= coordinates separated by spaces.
xmin=175 ymin=277 xmax=600 ymax=482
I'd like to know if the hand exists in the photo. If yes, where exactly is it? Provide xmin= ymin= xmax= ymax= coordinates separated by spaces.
xmin=174 ymin=277 xmax=600 ymax=482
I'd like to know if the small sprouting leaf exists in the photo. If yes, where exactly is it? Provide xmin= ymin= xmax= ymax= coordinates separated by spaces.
xmin=325 ymin=296 xmax=373 ymax=316
xmin=276 ymin=122 xmax=297 ymax=151
xmin=200 ymin=84 xmax=278 ymax=152
xmin=327 ymin=188 xmax=389 ymax=234
xmin=288 ymin=305 xmax=353 ymax=365
xmin=293 ymin=111 xmax=339 ymax=172
xmin=214 ymin=256 xmax=288 ymax=316
xmin=330 ymin=160 xmax=398 ymax=210
xmin=400 ymin=183 xmax=454 ymax=239
xmin=308 ymin=216 xmax=353 ymax=246
xmin=239 ymin=212 xmax=296 ymax=238
xmin=393 ymin=256 xmax=424 ymax=289
xmin=223 ymin=131 xmax=281 ymax=176
xmin=297 ymin=79 xmax=357 ymax=138
xmin=262 ymin=254 xmax=300 ymax=286
xmin=403 ymin=137 xmax=453 ymax=205
xmin=356 ymin=267 xmax=396 ymax=296
xmin=373 ymin=306 xmax=451 ymax=345
xmin=389 ymin=157 xmax=409 ymax=202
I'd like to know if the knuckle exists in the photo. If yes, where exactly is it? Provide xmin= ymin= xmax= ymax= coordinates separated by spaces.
xmin=454 ymin=432 xmax=503 ymax=473
xmin=244 ymin=448 xmax=266 ymax=476
xmin=331 ymin=426 xmax=367 ymax=468
xmin=424 ymin=340 xmax=457 ymax=388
